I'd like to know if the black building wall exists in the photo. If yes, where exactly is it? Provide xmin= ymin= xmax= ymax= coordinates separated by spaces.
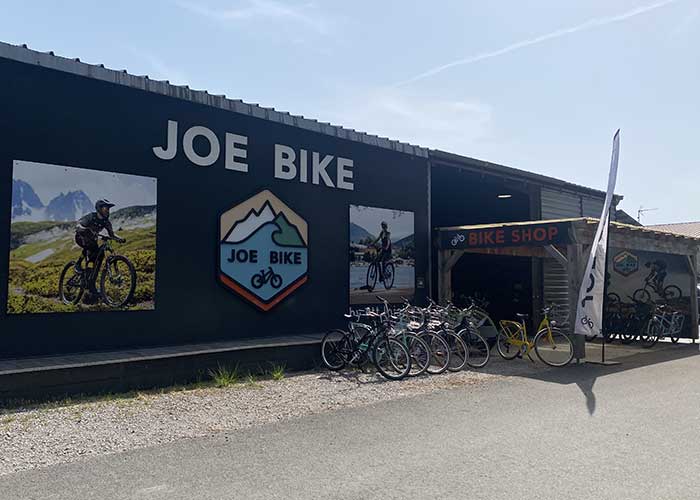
xmin=0 ymin=57 xmax=429 ymax=358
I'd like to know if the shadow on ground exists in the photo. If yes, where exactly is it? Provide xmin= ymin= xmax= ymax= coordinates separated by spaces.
xmin=475 ymin=340 xmax=699 ymax=415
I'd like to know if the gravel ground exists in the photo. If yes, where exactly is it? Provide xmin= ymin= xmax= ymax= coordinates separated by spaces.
xmin=0 ymin=368 xmax=504 ymax=476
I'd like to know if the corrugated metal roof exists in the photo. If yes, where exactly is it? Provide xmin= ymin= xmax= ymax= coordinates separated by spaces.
xmin=648 ymin=221 xmax=700 ymax=239
xmin=0 ymin=41 xmax=625 ymax=199
xmin=0 ymin=41 xmax=429 ymax=158
xmin=430 ymin=149 xmax=617 ymax=200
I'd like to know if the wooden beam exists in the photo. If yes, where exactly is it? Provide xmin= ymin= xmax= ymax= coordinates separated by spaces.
xmin=459 ymin=246 xmax=550 ymax=258
xmin=445 ymin=250 xmax=465 ymax=270
xmin=544 ymin=245 xmax=568 ymax=267
xmin=575 ymin=222 xmax=699 ymax=256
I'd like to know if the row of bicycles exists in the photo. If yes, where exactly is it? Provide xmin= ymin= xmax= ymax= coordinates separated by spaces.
xmin=595 ymin=293 xmax=685 ymax=348
xmin=320 ymin=296 xmax=575 ymax=381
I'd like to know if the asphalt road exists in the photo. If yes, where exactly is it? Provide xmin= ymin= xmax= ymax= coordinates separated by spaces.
xmin=4 ymin=346 xmax=700 ymax=500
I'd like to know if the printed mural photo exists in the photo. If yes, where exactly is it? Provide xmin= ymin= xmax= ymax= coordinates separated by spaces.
xmin=607 ymin=248 xmax=692 ymax=339
xmin=349 ymin=205 xmax=415 ymax=305
xmin=7 ymin=160 xmax=157 ymax=314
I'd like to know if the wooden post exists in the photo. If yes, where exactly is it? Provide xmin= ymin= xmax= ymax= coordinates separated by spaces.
xmin=532 ymin=257 xmax=543 ymax=330
xmin=437 ymin=250 xmax=465 ymax=305
xmin=688 ymin=255 xmax=699 ymax=341
xmin=567 ymin=243 xmax=586 ymax=361
xmin=437 ymin=250 xmax=448 ymax=305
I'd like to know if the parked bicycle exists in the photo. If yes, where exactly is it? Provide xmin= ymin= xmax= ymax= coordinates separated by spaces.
xmin=59 ymin=235 xmax=136 ymax=307
xmin=497 ymin=306 xmax=574 ymax=367
xmin=425 ymin=297 xmax=492 ymax=369
xmin=321 ymin=308 xmax=412 ymax=380
xmin=641 ymin=303 xmax=685 ymax=347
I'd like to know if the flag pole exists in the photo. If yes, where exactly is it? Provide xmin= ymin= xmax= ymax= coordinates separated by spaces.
xmin=601 ymin=210 xmax=611 ymax=363
xmin=574 ymin=129 xmax=620 ymax=362
xmin=601 ymin=130 xmax=620 ymax=363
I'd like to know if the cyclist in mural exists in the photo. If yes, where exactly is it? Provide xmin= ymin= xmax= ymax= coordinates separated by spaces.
xmin=645 ymin=259 xmax=668 ymax=290
xmin=74 ymin=199 xmax=125 ymax=278
xmin=372 ymin=221 xmax=392 ymax=282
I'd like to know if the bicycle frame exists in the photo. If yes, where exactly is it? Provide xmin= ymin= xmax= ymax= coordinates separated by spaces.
xmin=650 ymin=309 xmax=684 ymax=338
xmin=498 ymin=315 xmax=553 ymax=355
xmin=83 ymin=239 xmax=113 ymax=286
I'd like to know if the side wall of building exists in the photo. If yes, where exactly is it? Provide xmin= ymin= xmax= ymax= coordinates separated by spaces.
xmin=0 ymin=57 xmax=430 ymax=358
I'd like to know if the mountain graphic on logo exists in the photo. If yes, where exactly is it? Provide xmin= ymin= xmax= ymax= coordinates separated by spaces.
xmin=224 ymin=201 xmax=276 ymax=243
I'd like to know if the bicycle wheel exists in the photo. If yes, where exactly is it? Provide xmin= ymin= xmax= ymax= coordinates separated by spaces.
xmin=606 ymin=293 xmax=622 ymax=310
xmin=664 ymin=285 xmax=682 ymax=301
xmin=59 ymin=261 xmax=85 ymax=305
xmin=271 ymin=274 xmax=282 ymax=288
xmin=321 ymin=329 xmax=351 ymax=370
xmin=366 ymin=264 xmax=377 ymax=291
xmin=442 ymin=331 xmax=468 ymax=372
xmin=459 ymin=328 xmax=490 ymax=368
xmin=496 ymin=328 xmax=522 ymax=360
xmin=632 ymin=288 xmax=651 ymax=304
xmin=383 ymin=262 xmax=395 ymax=290
xmin=640 ymin=320 xmax=660 ymax=348
xmin=534 ymin=328 xmax=574 ymax=367
xmin=403 ymin=333 xmax=431 ymax=377
xmin=100 ymin=255 xmax=136 ymax=308
xmin=420 ymin=331 xmax=450 ymax=375
xmin=251 ymin=274 xmax=264 ymax=289
xmin=373 ymin=338 xmax=411 ymax=380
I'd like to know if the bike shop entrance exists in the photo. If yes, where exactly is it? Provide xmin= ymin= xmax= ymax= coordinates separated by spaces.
xmin=429 ymin=160 xmax=537 ymax=323
xmin=435 ymin=218 xmax=700 ymax=360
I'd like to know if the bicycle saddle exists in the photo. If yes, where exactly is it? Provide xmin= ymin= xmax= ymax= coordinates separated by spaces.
xmin=516 ymin=313 xmax=529 ymax=319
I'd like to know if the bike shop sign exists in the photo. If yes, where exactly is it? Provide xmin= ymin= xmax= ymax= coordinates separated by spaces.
xmin=218 ymin=190 xmax=308 ymax=311
xmin=441 ymin=221 xmax=570 ymax=249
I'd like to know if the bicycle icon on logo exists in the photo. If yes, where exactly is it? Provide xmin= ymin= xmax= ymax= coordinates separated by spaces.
xmin=450 ymin=234 xmax=466 ymax=247
xmin=251 ymin=266 xmax=283 ymax=289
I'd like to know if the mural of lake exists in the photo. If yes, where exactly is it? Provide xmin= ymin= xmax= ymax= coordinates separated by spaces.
xmin=350 ymin=264 xmax=415 ymax=289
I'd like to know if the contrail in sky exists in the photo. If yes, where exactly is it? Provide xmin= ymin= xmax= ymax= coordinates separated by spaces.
xmin=395 ymin=0 xmax=680 ymax=86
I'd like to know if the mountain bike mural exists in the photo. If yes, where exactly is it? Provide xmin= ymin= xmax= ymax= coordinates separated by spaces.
xmin=218 ymin=190 xmax=308 ymax=311
xmin=349 ymin=204 xmax=414 ymax=305
xmin=7 ymin=160 xmax=157 ymax=314
xmin=607 ymin=248 xmax=692 ymax=338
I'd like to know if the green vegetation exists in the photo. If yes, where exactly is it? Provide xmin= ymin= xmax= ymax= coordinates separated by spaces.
xmin=245 ymin=373 xmax=262 ymax=388
xmin=7 ymin=223 xmax=156 ymax=314
xmin=0 ymin=363 xmax=295 ymax=410
xmin=269 ymin=364 xmax=286 ymax=381
xmin=209 ymin=364 xmax=240 ymax=387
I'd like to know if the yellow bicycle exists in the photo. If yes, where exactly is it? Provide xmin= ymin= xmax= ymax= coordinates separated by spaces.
xmin=497 ymin=306 xmax=574 ymax=367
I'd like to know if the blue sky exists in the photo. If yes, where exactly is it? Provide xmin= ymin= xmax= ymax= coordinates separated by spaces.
xmin=2 ymin=0 xmax=698 ymax=225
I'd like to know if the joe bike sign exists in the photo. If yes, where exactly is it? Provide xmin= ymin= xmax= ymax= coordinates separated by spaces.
xmin=218 ymin=190 xmax=308 ymax=311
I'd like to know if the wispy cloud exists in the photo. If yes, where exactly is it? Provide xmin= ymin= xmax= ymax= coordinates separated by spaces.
xmin=395 ymin=0 xmax=680 ymax=86
xmin=323 ymin=87 xmax=494 ymax=154
xmin=177 ymin=0 xmax=329 ymax=35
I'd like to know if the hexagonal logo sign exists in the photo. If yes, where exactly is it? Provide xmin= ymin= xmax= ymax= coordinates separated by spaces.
xmin=613 ymin=250 xmax=639 ymax=277
xmin=218 ymin=190 xmax=308 ymax=311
